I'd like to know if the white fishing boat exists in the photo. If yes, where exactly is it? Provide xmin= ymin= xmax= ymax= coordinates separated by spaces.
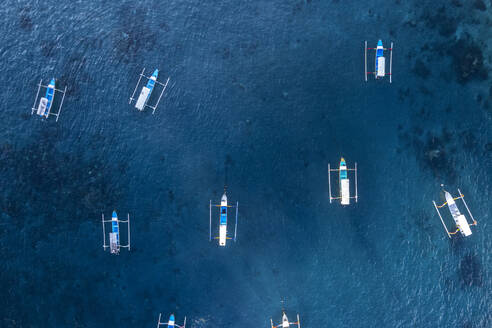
xmin=102 ymin=211 xmax=131 ymax=254
xmin=31 ymin=78 xmax=67 ymax=121
xmin=328 ymin=157 xmax=358 ymax=205
xmin=156 ymin=313 xmax=186 ymax=328
xmin=271 ymin=311 xmax=300 ymax=328
xmin=433 ymin=188 xmax=477 ymax=238
xmin=364 ymin=40 xmax=393 ymax=83
xmin=129 ymin=68 xmax=170 ymax=114
xmin=210 ymin=188 xmax=238 ymax=246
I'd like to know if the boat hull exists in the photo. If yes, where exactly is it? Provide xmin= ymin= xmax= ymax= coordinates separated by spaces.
xmin=110 ymin=211 xmax=120 ymax=254
xmin=135 ymin=69 xmax=159 ymax=111
xmin=375 ymin=40 xmax=385 ymax=78
xmin=219 ymin=193 xmax=228 ymax=246
xmin=37 ymin=79 xmax=56 ymax=117
xmin=339 ymin=158 xmax=350 ymax=205
xmin=445 ymin=192 xmax=472 ymax=236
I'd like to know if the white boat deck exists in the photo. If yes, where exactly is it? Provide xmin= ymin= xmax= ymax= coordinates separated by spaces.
xmin=219 ymin=225 xmax=227 ymax=246
xmin=135 ymin=87 xmax=151 ymax=110
xmin=340 ymin=179 xmax=350 ymax=205
xmin=377 ymin=57 xmax=385 ymax=77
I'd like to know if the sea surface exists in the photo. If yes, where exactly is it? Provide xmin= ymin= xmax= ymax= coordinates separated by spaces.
xmin=0 ymin=0 xmax=491 ymax=327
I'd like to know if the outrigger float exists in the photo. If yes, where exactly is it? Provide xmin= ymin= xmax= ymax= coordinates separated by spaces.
xmin=328 ymin=157 xmax=358 ymax=205
xmin=156 ymin=313 xmax=186 ymax=328
xmin=209 ymin=189 xmax=238 ymax=246
xmin=31 ymin=78 xmax=67 ymax=121
xmin=432 ymin=188 xmax=477 ymax=238
xmin=364 ymin=40 xmax=393 ymax=83
xmin=129 ymin=68 xmax=170 ymax=114
xmin=271 ymin=310 xmax=300 ymax=328
xmin=101 ymin=211 xmax=131 ymax=254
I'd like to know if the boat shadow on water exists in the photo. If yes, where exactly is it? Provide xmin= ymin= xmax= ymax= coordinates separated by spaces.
xmin=458 ymin=253 xmax=483 ymax=288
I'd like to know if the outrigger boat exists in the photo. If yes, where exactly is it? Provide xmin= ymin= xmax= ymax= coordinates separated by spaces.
xmin=156 ymin=313 xmax=186 ymax=328
xmin=271 ymin=311 xmax=300 ymax=328
xmin=101 ymin=211 xmax=131 ymax=254
xmin=364 ymin=40 xmax=393 ymax=83
xmin=432 ymin=188 xmax=477 ymax=238
xmin=31 ymin=78 xmax=67 ymax=121
xmin=328 ymin=157 xmax=358 ymax=205
xmin=129 ymin=68 xmax=170 ymax=114
xmin=209 ymin=189 xmax=238 ymax=246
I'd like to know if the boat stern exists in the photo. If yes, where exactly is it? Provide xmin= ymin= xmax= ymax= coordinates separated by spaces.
xmin=135 ymin=86 xmax=151 ymax=110
xmin=37 ymin=98 xmax=48 ymax=116
xmin=340 ymin=179 xmax=350 ymax=205
xmin=455 ymin=214 xmax=472 ymax=236
xmin=219 ymin=224 xmax=227 ymax=246
xmin=377 ymin=57 xmax=386 ymax=77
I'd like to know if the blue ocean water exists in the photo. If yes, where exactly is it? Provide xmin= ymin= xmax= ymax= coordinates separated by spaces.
xmin=0 ymin=0 xmax=491 ymax=327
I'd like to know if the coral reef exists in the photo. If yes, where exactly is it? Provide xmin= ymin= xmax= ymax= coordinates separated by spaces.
xmin=0 ymin=135 xmax=124 ymax=233
xmin=448 ymin=37 xmax=488 ymax=84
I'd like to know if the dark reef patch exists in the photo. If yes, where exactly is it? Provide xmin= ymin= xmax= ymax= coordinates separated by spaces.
xmin=0 ymin=135 xmax=125 ymax=234
xmin=397 ymin=87 xmax=411 ymax=102
xmin=419 ymin=86 xmax=432 ymax=96
xmin=458 ymin=129 xmax=478 ymax=153
xmin=398 ymin=127 xmax=459 ymax=183
xmin=413 ymin=59 xmax=431 ymax=79
xmin=422 ymin=6 xmax=457 ymax=37
xmin=112 ymin=6 xmax=157 ymax=64
xmin=292 ymin=0 xmax=312 ymax=15
xmin=40 ymin=40 xmax=56 ymax=57
xmin=459 ymin=253 xmax=483 ymax=287
xmin=473 ymin=0 xmax=486 ymax=11
xmin=239 ymin=41 xmax=258 ymax=57
xmin=168 ymin=189 xmax=175 ymax=202
xmin=448 ymin=37 xmax=488 ymax=84
xmin=421 ymin=131 xmax=456 ymax=181
xmin=59 ymin=52 xmax=92 ymax=100
xmin=451 ymin=0 xmax=462 ymax=7
xmin=19 ymin=7 xmax=33 ymax=31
